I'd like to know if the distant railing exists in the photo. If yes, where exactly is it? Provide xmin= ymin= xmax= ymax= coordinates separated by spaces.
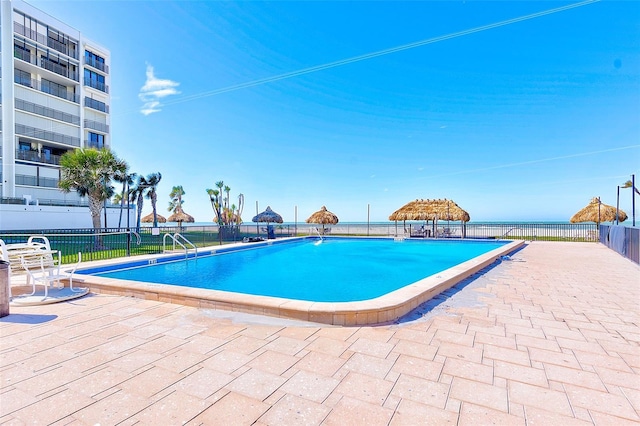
xmin=0 ymin=222 xmax=603 ymax=264
xmin=0 ymin=197 xmax=133 ymax=208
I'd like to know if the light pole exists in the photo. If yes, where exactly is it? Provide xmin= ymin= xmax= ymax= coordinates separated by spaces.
xmin=616 ymin=185 xmax=620 ymax=225
xmin=367 ymin=204 xmax=370 ymax=237
xmin=621 ymin=175 xmax=637 ymax=227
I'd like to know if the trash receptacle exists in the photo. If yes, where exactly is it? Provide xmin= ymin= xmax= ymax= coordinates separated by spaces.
xmin=0 ymin=260 xmax=9 ymax=318
xmin=267 ymin=226 xmax=275 ymax=239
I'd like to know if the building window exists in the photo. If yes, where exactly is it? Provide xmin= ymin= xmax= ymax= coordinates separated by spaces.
xmin=85 ymin=50 xmax=106 ymax=72
xmin=15 ymin=69 xmax=32 ymax=87
xmin=14 ymin=40 xmax=32 ymax=62
xmin=84 ymin=69 xmax=106 ymax=92
xmin=19 ymin=141 xmax=34 ymax=151
xmin=41 ymin=78 xmax=69 ymax=99
xmin=88 ymin=132 xmax=104 ymax=149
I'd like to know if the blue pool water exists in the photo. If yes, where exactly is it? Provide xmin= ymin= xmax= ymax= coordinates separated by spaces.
xmin=86 ymin=238 xmax=508 ymax=302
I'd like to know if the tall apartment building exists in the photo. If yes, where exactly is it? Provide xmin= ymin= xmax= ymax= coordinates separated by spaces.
xmin=0 ymin=0 xmax=110 ymax=208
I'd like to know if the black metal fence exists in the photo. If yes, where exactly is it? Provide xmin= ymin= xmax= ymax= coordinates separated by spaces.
xmin=0 ymin=222 xmax=599 ymax=264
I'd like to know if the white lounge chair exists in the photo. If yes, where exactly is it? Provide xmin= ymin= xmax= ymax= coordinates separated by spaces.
xmin=19 ymin=251 xmax=84 ymax=300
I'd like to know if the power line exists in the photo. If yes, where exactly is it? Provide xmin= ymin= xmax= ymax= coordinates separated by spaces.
xmin=156 ymin=0 xmax=600 ymax=109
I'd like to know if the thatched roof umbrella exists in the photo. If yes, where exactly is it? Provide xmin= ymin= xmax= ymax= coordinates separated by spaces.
xmin=252 ymin=206 xmax=283 ymax=238
xmin=570 ymin=197 xmax=627 ymax=225
xmin=252 ymin=206 xmax=283 ymax=224
xmin=306 ymin=206 xmax=339 ymax=234
xmin=141 ymin=212 xmax=167 ymax=224
xmin=168 ymin=206 xmax=195 ymax=227
xmin=389 ymin=198 xmax=470 ymax=237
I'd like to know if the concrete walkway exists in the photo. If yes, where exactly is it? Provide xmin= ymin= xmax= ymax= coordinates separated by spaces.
xmin=1 ymin=241 xmax=638 ymax=425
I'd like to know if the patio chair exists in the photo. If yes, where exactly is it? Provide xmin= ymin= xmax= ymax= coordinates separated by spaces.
xmin=410 ymin=226 xmax=426 ymax=238
xmin=17 ymin=251 xmax=84 ymax=300
xmin=442 ymin=228 xmax=456 ymax=238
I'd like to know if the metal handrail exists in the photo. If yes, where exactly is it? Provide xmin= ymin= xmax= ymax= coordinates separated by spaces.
xmin=499 ymin=227 xmax=535 ymax=240
xmin=163 ymin=233 xmax=197 ymax=258
xmin=131 ymin=231 xmax=141 ymax=245
xmin=310 ymin=227 xmax=324 ymax=243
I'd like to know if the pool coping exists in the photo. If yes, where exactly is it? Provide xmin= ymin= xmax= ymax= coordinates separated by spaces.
xmin=70 ymin=237 xmax=525 ymax=326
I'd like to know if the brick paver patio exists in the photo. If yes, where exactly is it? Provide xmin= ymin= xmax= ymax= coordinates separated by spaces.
xmin=1 ymin=241 xmax=638 ymax=425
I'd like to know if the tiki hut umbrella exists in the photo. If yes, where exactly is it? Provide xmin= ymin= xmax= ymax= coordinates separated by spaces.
xmin=389 ymin=199 xmax=436 ymax=236
xmin=570 ymin=197 xmax=627 ymax=225
xmin=252 ymin=206 xmax=283 ymax=238
xmin=141 ymin=212 xmax=167 ymax=224
xmin=252 ymin=206 xmax=283 ymax=224
xmin=167 ymin=206 xmax=195 ymax=227
xmin=389 ymin=198 xmax=470 ymax=237
xmin=306 ymin=206 xmax=339 ymax=234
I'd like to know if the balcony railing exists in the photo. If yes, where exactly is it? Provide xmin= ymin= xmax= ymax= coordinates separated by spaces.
xmin=14 ymin=47 xmax=32 ymax=63
xmin=84 ymin=77 xmax=109 ymax=93
xmin=15 ymin=149 xmax=63 ymax=166
xmin=84 ymin=56 xmax=109 ymax=74
xmin=14 ymin=22 xmax=79 ymax=59
xmin=47 ymin=37 xmax=78 ymax=59
xmin=84 ymin=119 xmax=109 ymax=133
xmin=15 ymin=174 xmax=59 ymax=188
xmin=15 ymin=123 xmax=81 ymax=147
xmin=84 ymin=97 xmax=109 ymax=113
xmin=85 ymin=140 xmax=108 ymax=150
xmin=41 ymin=58 xmax=79 ymax=82
xmin=14 ymin=47 xmax=79 ymax=81
xmin=16 ymin=98 xmax=81 ymax=125
xmin=14 ymin=76 xmax=80 ymax=103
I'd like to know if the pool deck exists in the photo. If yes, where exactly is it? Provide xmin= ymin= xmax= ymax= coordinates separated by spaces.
xmin=1 ymin=241 xmax=639 ymax=424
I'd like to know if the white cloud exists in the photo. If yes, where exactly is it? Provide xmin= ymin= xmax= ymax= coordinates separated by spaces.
xmin=138 ymin=64 xmax=180 ymax=115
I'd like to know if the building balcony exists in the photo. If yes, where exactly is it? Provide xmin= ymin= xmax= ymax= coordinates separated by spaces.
xmin=15 ymin=174 xmax=59 ymax=189
xmin=15 ymin=123 xmax=81 ymax=147
xmin=14 ymin=77 xmax=80 ymax=104
xmin=42 ymin=58 xmax=79 ymax=82
xmin=84 ymin=97 xmax=109 ymax=113
xmin=85 ymin=140 xmax=109 ymax=150
xmin=14 ymin=48 xmax=80 ymax=82
xmin=84 ymin=56 xmax=109 ymax=74
xmin=15 ymin=149 xmax=63 ymax=166
xmin=84 ymin=78 xmax=109 ymax=93
xmin=16 ymin=98 xmax=81 ymax=126
xmin=14 ymin=22 xmax=79 ymax=60
xmin=84 ymin=119 xmax=109 ymax=133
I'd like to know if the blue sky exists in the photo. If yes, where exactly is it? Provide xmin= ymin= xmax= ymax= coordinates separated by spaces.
xmin=32 ymin=0 xmax=639 ymax=222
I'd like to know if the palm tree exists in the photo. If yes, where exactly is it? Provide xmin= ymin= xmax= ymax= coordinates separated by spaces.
xmin=622 ymin=180 xmax=640 ymax=195
xmin=129 ymin=179 xmax=146 ymax=232
xmin=168 ymin=185 xmax=186 ymax=214
xmin=112 ymin=193 xmax=123 ymax=205
xmin=224 ymin=185 xmax=231 ymax=211
xmin=207 ymin=181 xmax=225 ymax=225
xmin=58 ymin=148 xmax=123 ymax=245
xmin=206 ymin=180 xmax=244 ymax=227
xmin=114 ymin=166 xmax=136 ymax=229
xmin=144 ymin=173 xmax=162 ymax=227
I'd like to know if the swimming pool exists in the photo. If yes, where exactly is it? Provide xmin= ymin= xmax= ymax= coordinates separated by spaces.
xmin=77 ymin=237 xmax=524 ymax=325
xmin=86 ymin=238 xmax=509 ymax=303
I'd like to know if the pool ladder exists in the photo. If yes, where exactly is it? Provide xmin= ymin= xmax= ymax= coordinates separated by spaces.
xmin=498 ymin=227 xmax=535 ymax=241
xmin=311 ymin=227 xmax=323 ymax=244
xmin=163 ymin=233 xmax=198 ymax=259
